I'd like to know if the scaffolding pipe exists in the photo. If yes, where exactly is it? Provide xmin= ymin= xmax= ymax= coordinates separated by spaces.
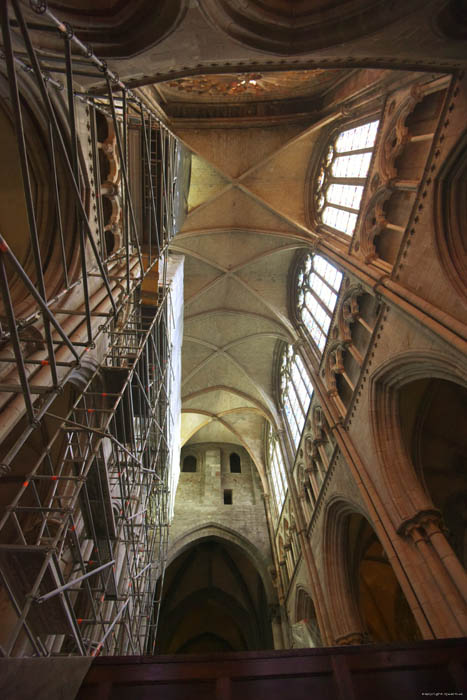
xmin=36 ymin=560 xmax=116 ymax=604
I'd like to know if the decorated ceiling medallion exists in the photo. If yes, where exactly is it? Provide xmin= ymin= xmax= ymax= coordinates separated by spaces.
xmin=160 ymin=69 xmax=339 ymax=101
xmin=167 ymin=73 xmax=269 ymax=97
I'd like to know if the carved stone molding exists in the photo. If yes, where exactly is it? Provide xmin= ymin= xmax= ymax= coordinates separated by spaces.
xmin=351 ymin=85 xmax=424 ymax=262
xmin=373 ymin=85 xmax=424 ymax=182
xmin=335 ymin=631 xmax=366 ymax=645
xmin=337 ymin=284 xmax=364 ymax=340
xmin=354 ymin=186 xmax=392 ymax=263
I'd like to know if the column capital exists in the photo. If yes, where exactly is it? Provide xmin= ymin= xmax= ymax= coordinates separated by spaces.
xmin=397 ymin=508 xmax=443 ymax=540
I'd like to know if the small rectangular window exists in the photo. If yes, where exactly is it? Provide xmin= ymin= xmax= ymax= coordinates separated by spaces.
xmin=224 ymin=489 xmax=232 ymax=505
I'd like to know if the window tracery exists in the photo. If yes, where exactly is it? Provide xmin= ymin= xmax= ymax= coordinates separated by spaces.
xmin=315 ymin=120 xmax=379 ymax=236
xmin=280 ymin=346 xmax=314 ymax=449
xmin=296 ymin=253 xmax=343 ymax=354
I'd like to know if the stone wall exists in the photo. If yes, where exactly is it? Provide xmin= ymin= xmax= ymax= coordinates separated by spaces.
xmin=169 ymin=443 xmax=271 ymax=559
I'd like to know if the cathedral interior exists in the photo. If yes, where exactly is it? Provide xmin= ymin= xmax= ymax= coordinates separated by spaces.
xmin=0 ymin=0 xmax=466 ymax=698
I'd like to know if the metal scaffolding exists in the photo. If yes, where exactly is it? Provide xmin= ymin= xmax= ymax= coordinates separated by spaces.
xmin=0 ymin=0 xmax=180 ymax=656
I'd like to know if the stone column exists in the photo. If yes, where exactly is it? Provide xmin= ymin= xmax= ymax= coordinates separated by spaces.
xmin=399 ymin=510 xmax=467 ymax=637
xmin=269 ymin=604 xmax=285 ymax=650
xmin=261 ymin=494 xmax=287 ymax=649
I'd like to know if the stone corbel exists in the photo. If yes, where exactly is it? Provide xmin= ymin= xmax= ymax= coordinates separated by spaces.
xmin=338 ymin=284 xmax=364 ymax=341
xmin=304 ymin=435 xmax=314 ymax=457
xmin=353 ymin=186 xmax=392 ymax=263
xmin=378 ymin=85 xmax=424 ymax=183
xmin=329 ymin=344 xmax=346 ymax=376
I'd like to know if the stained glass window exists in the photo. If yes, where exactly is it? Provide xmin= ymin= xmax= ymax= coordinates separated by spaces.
xmin=315 ymin=120 xmax=379 ymax=236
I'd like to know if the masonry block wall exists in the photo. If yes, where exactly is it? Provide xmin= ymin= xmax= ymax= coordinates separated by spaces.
xmin=170 ymin=443 xmax=270 ymax=558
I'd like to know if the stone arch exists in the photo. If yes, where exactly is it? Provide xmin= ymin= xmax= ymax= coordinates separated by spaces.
xmin=198 ymin=0 xmax=424 ymax=55
xmin=0 ymin=70 xmax=83 ymax=319
xmin=436 ymin=1 xmax=467 ymax=40
xmin=168 ymin=522 xmax=276 ymax=604
xmin=292 ymin=586 xmax=323 ymax=648
xmin=160 ymin=525 xmax=276 ymax=653
xmin=434 ymin=129 xmax=467 ymax=300
xmin=323 ymin=497 xmax=421 ymax=644
xmin=369 ymin=349 xmax=467 ymax=527
xmin=398 ymin=375 xmax=467 ymax=574
xmin=43 ymin=1 xmax=188 ymax=59
xmin=323 ymin=496 xmax=367 ymax=643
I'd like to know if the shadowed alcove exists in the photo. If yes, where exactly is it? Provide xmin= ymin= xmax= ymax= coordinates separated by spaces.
xmin=348 ymin=514 xmax=421 ymax=643
xmin=155 ymin=537 xmax=274 ymax=654
xmin=399 ymin=377 xmax=467 ymax=569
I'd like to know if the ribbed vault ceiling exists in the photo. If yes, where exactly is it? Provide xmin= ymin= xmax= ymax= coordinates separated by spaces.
xmin=169 ymin=77 xmax=342 ymax=489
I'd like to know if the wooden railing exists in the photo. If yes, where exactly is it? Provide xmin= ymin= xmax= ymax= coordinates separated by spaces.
xmin=76 ymin=638 xmax=466 ymax=700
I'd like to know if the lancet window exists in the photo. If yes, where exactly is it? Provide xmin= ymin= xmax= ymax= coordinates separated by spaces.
xmin=315 ymin=120 xmax=379 ymax=236
xmin=268 ymin=426 xmax=288 ymax=516
xmin=297 ymin=253 xmax=343 ymax=354
xmin=280 ymin=346 xmax=314 ymax=449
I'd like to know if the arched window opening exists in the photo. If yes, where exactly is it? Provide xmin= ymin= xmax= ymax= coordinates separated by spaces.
xmin=230 ymin=452 xmax=241 ymax=473
xmin=182 ymin=455 xmax=197 ymax=472
xmin=297 ymin=253 xmax=343 ymax=353
xmin=268 ymin=426 xmax=287 ymax=518
xmin=315 ymin=120 xmax=379 ymax=236
xmin=294 ymin=589 xmax=322 ymax=648
xmin=280 ymin=346 xmax=314 ymax=449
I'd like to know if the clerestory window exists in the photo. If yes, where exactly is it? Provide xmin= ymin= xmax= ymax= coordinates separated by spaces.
xmin=268 ymin=425 xmax=288 ymax=516
xmin=315 ymin=120 xmax=379 ymax=236
xmin=280 ymin=345 xmax=314 ymax=449
xmin=296 ymin=253 xmax=343 ymax=354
